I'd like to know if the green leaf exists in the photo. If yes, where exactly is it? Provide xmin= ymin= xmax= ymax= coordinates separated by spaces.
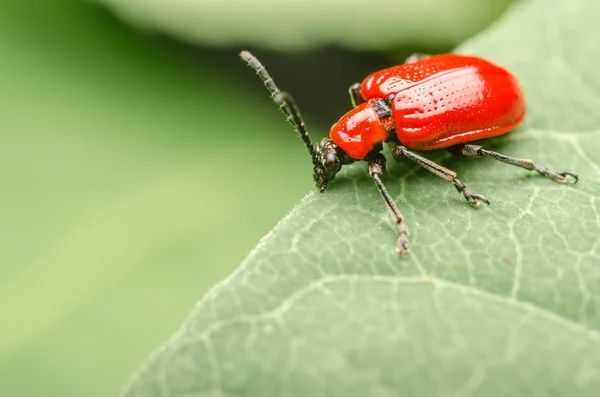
xmin=121 ymin=0 xmax=600 ymax=395
xmin=96 ymin=0 xmax=515 ymax=51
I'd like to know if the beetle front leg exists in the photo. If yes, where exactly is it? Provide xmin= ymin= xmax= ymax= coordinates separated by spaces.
xmin=348 ymin=83 xmax=365 ymax=108
xmin=368 ymin=155 xmax=409 ymax=254
xmin=392 ymin=145 xmax=490 ymax=206
xmin=454 ymin=144 xmax=579 ymax=183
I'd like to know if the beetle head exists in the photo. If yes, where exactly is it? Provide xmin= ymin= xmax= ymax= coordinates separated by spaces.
xmin=313 ymin=139 xmax=344 ymax=192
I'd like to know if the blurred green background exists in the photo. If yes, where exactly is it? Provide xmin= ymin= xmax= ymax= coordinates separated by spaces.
xmin=0 ymin=0 xmax=515 ymax=396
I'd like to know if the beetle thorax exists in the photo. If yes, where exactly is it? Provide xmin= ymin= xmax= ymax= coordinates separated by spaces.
xmin=329 ymin=99 xmax=394 ymax=160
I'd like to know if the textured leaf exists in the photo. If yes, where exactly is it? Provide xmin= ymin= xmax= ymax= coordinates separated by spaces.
xmin=122 ymin=0 xmax=600 ymax=395
xmin=95 ymin=0 xmax=515 ymax=51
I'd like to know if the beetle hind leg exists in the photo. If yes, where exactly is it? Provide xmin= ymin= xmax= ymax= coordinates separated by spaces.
xmin=392 ymin=145 xmax=490 ymax=206
xmin=535 ymin=169 xmax=578 ymax=183
xmin=454 ymin=144 xmax=579 ymax=184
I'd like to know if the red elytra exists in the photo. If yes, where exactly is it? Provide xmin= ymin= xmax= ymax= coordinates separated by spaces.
xmin=240 ymin=51 xmax=577 ymax=254
xmin=330 ymin=54 xmax=526 ymax=160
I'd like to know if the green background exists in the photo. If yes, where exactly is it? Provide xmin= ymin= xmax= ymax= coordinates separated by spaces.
xmin=0 ymin=2 xmax=307 ymax=396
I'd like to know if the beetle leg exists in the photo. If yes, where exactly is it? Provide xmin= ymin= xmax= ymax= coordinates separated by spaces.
xmin=454 ymin=144 xmax=579 ymax=184
xmin=392 ymin=145 xmax=490 ymax=206
xmin=368 ymin=155 xmax=409 ymax=254
xmin=348 ymin=83 xmax=365 ymax=108
xmin=405 ymin=53 xmax=431 ymax=64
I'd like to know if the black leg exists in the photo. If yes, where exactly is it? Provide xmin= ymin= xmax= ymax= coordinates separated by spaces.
xmin=393 ymin=145 xmax=490 ymax=206
xmin=454 ymin=144 xmax=579 ymax=183
xmin=349 ymin=83 xmax=364 ymax=108
xmin=405 ymin=53 xmax=430 ymax=64
xmin=368 ymin=155 xmax=409 ymax=254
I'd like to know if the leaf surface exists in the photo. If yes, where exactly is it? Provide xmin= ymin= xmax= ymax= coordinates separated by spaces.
xmin=122 ymin=0 xmax=600 ymax=395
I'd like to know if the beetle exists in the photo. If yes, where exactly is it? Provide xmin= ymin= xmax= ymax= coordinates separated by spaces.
xmin=240 ymin=51 xmax=578 ymax=254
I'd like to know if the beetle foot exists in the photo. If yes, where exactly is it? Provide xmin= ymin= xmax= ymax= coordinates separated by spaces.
xmin=535 ymin=166 xmax=579 ymax=184
xmin=453 ymin=179 xmax=490 ymax=207
xmin=396 ymin=236 xmax=410 ymax=254
xmin=463 ymin=190 xmax=490 ymax=207
xmin=395 ymin=222 xmax=409 ymax=254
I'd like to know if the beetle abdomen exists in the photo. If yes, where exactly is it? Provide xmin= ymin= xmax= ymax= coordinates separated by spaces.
xmin=362 ymin=55 xmax=526 ymax=150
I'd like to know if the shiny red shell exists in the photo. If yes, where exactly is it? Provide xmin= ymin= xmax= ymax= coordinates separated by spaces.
xmin=330 ymin=54 xmax=526 ymax=160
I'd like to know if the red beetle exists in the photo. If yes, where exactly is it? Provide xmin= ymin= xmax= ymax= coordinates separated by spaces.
xmin=241 ymin=51 xmax=577 ymax=253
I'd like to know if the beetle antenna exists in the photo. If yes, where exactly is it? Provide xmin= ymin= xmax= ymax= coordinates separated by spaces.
xmin=240 ymin=50 xmax=318 ymax=163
